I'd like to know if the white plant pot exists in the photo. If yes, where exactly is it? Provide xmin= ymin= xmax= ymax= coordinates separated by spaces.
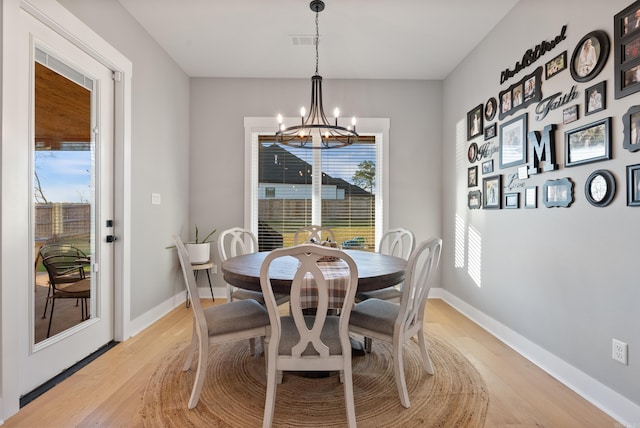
xmin=185 ymin=242 xmax=210 ymax=264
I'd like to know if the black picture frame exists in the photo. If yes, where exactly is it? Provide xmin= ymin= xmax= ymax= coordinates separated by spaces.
xmin=545 ymin=51 xmax=567 ymax=79
xmin=585 ymin=81 xmax=606 ymax=116
xmin=564 ymin=117 xmax=611 ymax=167
xmin=619 ymin=1 xmax=640 ymax=38
xmin=563 ymin=105 xmax=579 ymax=124
xmin=499 ymin=67 xmax=542 ymax=120
xmin=468 ymin=142 xmax=478 ymax=163
xmin=504 ymin=192 xmax=519 ymax=209
xmin=483 ymin=175 xmax=502 ymax=209
xmin=585 ymin=169 xmax=616 ymax=207
xmin=615 ymin=1 xmax=640 ymax=99
xmin=484 ymin=97 xmax=497 ymax=121
xmin=484 ymin=123 xmax=497 ymax=140
xmin=570 ymin=30 xmax=610 ymax=83
xmin=622 ymin=104 xmax=640 ymax=152
xmin=499 ymin=113 xmax=527 ymax=169
xmin=543 ymin=177 xmax=574 ymax=208
xmin=482 ymin=159 xmax=494 ymax=174
xmin=468 ymin=166 xmax=478 ymax=187
xmin=467 ymin=104 xmax=483 ymax=141
xmin=468 ymin=190 xmax=482 ymax=209
xmin=623 ymin=33 xmax=640 ymax=63
xmin=524 ymin=186 xmax=537 ymax=209
xmin=627 ymin=163 xmax=640 ymax=206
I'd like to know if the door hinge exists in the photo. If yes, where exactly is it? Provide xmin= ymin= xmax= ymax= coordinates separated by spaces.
xmin=112 ymin=71 xmax=123 ymax=82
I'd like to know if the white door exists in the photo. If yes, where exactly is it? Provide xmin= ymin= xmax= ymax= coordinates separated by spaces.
xmin=20 ymin=10 xmax=114 ymax=395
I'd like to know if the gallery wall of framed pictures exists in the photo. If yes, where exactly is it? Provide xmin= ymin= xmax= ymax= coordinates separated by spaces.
xmin=465 ymin=0 xmax=640 ymax=211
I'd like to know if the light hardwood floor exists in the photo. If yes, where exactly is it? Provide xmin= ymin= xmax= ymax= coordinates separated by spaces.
xmin=5 ymin=298 xmax=618 ymax=427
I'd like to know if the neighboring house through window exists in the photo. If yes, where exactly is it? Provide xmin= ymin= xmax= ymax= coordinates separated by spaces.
xmin=244 ymin=117 xmax=389 ymax=251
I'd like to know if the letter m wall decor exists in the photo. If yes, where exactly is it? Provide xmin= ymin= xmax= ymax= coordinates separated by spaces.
xmin=528 ymin=124 xmax=558 ymax=175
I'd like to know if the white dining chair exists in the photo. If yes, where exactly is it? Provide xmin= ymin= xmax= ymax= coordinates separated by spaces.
xmin=293 ymin=225 xmax=335 ymax=245
xmin=218 ymin=227 xmax=289 ymax=355
xmin=218 ymin=227 xmax=264 ymax=303
xmin=260 ymin=244 xmax=359 ymax=428
xmin=349 ymin=237 xmax=442 ymax=408
xmin=174 ymin=235 xmax=270 ymax=409
xmin=356 ymin=227 xmax=415 ymax=303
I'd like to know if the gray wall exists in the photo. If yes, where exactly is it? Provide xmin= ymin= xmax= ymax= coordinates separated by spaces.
xmin=58 ymin=0 xmax=191 ymax=319
xmin=443 ymin=0 xmax=639 ymax=406
xmin=190 ymin=77 xmax=443 ymax=291
xmin=57 ymin=0 xmax=638 ymax=412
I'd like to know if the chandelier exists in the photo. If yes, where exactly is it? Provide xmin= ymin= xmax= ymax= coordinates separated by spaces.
xmin=275 ymin=0 xmax=358 ymax=149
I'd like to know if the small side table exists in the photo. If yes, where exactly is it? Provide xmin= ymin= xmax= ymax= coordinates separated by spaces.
xmin=186 ymin=261 xmax=215 ymax=308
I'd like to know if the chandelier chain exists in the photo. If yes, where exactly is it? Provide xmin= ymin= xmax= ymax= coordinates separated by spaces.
xmin=315 ymin=11 xmax=319 ymax=75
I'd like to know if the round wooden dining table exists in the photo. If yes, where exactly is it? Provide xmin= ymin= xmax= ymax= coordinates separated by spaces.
xmin=221 ymin=249 xmax=407 ymax=294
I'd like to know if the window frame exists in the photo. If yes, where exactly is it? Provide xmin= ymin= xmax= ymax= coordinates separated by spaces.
xmin=244 ymin=117 xmax=390 ymax=249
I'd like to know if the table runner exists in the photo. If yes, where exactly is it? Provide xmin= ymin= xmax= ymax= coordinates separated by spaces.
xmin=300 ymin=260 xmax=350 ymax=309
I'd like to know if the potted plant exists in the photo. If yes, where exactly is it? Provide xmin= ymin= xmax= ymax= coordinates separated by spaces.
xmin=186 ymin=225 xmax=216 ymax=264
xmin=167 ymin=225 xmax=216 ymax=264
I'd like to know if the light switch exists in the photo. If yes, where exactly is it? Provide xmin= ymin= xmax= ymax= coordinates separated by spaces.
xmin=151 ymin=193 xmax=161 ymax=205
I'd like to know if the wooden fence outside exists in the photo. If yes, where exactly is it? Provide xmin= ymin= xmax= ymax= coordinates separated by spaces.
xmin=34 ymin=203 xmax=90 ymax=242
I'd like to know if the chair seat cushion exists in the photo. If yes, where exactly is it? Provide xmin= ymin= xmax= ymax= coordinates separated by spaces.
xmin=349 ymin=298 xmax=399 ymax=336
xmin=232 ymin=289 xmax=290 ymax=306
xmin=232 ymin=288 xmax=266 ymax=303
xmin=55 ymin=278 xmax=91 ymax=297
xmin=279 ymin=315 xmax=343 ymax=356
xmin=203 ymin=299 xmax=269 ymax=336
xmin=356 ymin=286 xmax=401 ymax=302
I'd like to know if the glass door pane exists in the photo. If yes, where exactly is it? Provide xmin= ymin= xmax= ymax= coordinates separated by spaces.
xmin=33 ymin=53 xmax=94 ymax=343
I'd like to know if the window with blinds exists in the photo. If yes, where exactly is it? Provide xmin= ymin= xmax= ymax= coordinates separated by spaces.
xmin=257 ymin=136 xmax=377 ymax=251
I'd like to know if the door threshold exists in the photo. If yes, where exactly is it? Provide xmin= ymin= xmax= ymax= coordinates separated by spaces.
xmin=19 ymin=340 xmax=119 ymax=408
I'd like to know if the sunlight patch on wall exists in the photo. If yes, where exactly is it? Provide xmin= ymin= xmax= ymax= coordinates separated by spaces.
xmin=468 ymin=225 xmax=482 ymax=287
xmin=456 ymin=119 xmax=466 ymax=169
xmin=454 ymin=213 xmax=466 ymax=268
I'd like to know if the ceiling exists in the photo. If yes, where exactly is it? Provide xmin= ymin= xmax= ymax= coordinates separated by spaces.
xmin=117 ymin=0 xmax=520 ymax=80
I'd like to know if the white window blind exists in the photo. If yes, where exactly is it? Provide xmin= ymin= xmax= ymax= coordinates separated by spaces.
xmin=245 ymin=117 xmax=389 ymax=251
xmin=256 ymin=137 xmax=376 ymax=250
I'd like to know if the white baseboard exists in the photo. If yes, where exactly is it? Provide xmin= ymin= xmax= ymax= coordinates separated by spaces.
xmin=428 ymin=287 xmax=640 ymax=427
xmin=127 ymin=286 xmax=225 ymax=338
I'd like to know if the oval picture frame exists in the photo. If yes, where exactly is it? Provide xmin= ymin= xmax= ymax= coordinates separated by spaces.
xmin=585 ymin=169 xmax=616 ymax=207
xmin=570 ymin=30 xmax=610 ymax=83
xmin=468 ymin=142 xmax=478 ymax=163
xmin=484 ymin=97 xmax=497 ymax=121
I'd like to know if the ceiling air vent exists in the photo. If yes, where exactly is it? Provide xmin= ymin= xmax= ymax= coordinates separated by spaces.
xmin=290 ymin=35 xmax=317 ymax=46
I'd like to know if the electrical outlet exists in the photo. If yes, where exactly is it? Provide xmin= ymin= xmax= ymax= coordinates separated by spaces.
xmin=612 ymin=339 xmax=628 ymax=365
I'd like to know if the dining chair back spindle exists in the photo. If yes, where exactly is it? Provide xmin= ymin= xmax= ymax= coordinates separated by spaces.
xmin=349 ymin=237 xmax=442 ymax=408
xmin=259 ymin=244 xmax=358 ymax=428
xmin=293 ymin=225 xmax=335 ymax=245
xmin=174 ymin=235 xmax=270 ymax=409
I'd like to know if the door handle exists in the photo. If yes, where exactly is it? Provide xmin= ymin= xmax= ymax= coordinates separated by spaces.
xmin=106 ymin=235 xmax=118 ymax=243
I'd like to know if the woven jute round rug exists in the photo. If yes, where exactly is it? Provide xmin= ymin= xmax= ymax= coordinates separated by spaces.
xmin=141 ymin=331 xmax=488 ymax=427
